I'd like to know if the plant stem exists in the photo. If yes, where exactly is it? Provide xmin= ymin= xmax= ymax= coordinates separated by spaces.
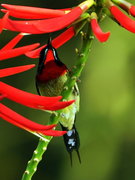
xmin=21 ymin=138 xmax=51 ymax=180
xmin=21 ymin=26 xmax=94 ymax=180
xmin=61 ymin=28 xmax=93 ymax=99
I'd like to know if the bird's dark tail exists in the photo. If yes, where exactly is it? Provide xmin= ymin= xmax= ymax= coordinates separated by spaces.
xmin=61 ymin=124 xmax=81 ymax=165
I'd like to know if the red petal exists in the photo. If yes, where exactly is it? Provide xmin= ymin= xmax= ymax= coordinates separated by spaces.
xmin=4 ymin=19 xmax=45 ymax=34
xmin=25 ymin=27 xmax=75 ymax=58
xmin=0 ymin=11 xmax=9 ymax=33
xmin=90 ymin=19 xmax=110 ymax=42
xmin=52 ymin=26 xmax=75 ymax=48
xmin=0 ymin=103 xmax=56 ymax=131
xmin=41 ymin=129 xmax=67 ymax=136
xmin=110 ymin=5 xmax=135 ymax=33
xmin=130 ymin=6 xmax=135 ymax=17
xmin=0 ymin=43 xmax=40 ymax=61
xmin=58 ymin=8 xmax=71 ymax=12
xmin=1 ymin=33 xmax=25 ymax=51
xmin=1 ymin=4 xmax=67 ymax=19
xmin=0 ymin=104 xmax=66 ymax=137
xmin=0 ymin=82 xmax=74 ymax=111
xmin=0 ymin=64 xmax=35 ymax=78
xmin=0 ymin=94 xmax=6 ymax=100
xmin=3 ymin=7 xmax=82 ymax=34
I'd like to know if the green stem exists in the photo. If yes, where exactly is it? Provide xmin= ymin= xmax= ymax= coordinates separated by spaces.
xmin=21 ymin=27 xmax=94 ymax=180
xmin=61 ymin=29 xmax=93 ymax=99
xmin=21 ymin=138 xmax=51 ymax=180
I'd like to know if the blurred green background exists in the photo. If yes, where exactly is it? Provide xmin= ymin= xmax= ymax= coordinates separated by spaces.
xmin=1 ymin=0 xmax=135 ymax=180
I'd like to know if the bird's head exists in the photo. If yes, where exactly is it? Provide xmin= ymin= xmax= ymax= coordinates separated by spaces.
xmin=36 ymin=38 xmax=68 ymax=82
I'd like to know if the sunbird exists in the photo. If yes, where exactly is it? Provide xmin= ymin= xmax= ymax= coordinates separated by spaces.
xmin=36 ymin=38 xmax=81 ymax=164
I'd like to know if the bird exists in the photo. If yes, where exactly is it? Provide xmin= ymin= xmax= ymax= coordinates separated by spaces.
xmin=36 ymin=38 xmax=81 ymax=165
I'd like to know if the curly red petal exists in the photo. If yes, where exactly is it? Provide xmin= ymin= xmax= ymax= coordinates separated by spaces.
xmin=90 ymin=18 xmax=110 ymax=42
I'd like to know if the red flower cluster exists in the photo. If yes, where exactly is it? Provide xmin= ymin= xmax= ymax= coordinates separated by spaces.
xmin=0 ymin=1 xmax=95 ymax=139
xmin=0 ymin=0 xmax=93 ymax=57
xmin=0 ymin=0 xmax=135 ymax=138
xmin=0 ymin=1 xmax=91 ymax=34
xmin=109 ymin=3 xmax=135 ymax=33
xmin=0 ymin=34 xmax=74 ymax=138
xmin=90 ymin=0 xmax=135 ymax=42
xmin=1 ymin=0 xmax=134 ymax=45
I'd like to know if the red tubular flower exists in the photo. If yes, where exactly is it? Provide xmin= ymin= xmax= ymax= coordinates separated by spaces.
xmin=26 ymin=26 xmax=75 ymax=58
xmin=0 ymin=103 xmax=66 ymax=136
xmin=1 ymin=4 xmax=69 ymax=19
xmin=0 ymin=64 xmax=35 ymax=78
xmin=90 ymin=17 xmax=110 ymax=42
xmin=0 ymin=11 xmax=9 ymax=33
xmin=130 ymin=6 xmax=135 ymax=17
xmin=0 ymin=103 xmax=55 ymax=130
xmin=0 ymin=81 xmax=74 ymax=111
xmin=2 ymin=1 xmax=91 ymax=34
xmin=0 ymin=94 xmax=6 ymax=100
xmin=40 ymin=129 xmax=67 ymax=136
xmin=110 ymin=5 xmax=135 ymax=33
xmin=0 ymin=43 xmax=40 ymax=61
xmin=0 ymin=33 xmax=40 ymax=60
xmin=111 ymin=0 xmax=135 ymax=17
xmin=3 ymin=7 xmax=81 ymax=34
xmin=49 ymin=26 xmax=75 ymax=48
xmin=0 ymin=43 xmax=40 ymax=60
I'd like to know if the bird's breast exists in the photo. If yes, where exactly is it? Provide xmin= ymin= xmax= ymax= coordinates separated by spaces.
xmin=36 ymin=73 xmax=68 ymax=97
